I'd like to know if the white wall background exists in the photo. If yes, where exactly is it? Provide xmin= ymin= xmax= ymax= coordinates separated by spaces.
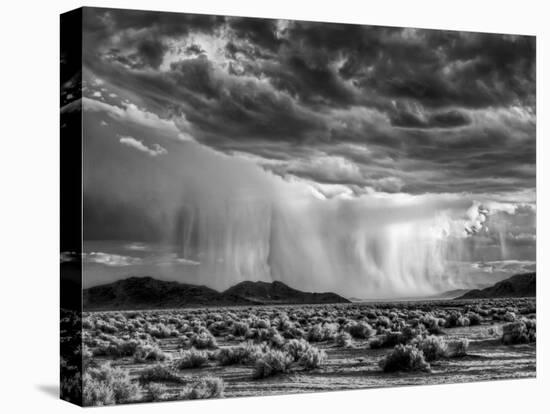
xmin=0 ymin=0 xmax=546 ymax=412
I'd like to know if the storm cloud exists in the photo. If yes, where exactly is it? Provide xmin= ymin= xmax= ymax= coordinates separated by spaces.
xmin=77 ymin=8 xmax=535 ymax=200
xmin=66 ymin=7 xmax=536 ymax=295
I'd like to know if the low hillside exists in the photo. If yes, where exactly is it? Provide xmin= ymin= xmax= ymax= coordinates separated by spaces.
xmin=83 ymin=277 xmax=349 ymax=310
xmin=456 ymin=273 xmax=535 ymax=300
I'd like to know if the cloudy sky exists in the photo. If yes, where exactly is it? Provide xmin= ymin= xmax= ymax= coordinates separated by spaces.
xmin=62 ymin=7 xmax=536 ymax=297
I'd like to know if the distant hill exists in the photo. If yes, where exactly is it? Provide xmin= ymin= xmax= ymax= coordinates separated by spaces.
xmin=83 ymin=277 xmax=349 ymax=310
xmin=83 ymin=277 xmax=230 ymax=310
xmin=224 ymin=280 xmax=350 ymax=305
xmin=456 ymin=273 xmax=536 ymax=300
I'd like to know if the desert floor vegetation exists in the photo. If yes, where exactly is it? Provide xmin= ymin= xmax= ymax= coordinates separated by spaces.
xmin=79 ymin=297 xmax=536 ymax=405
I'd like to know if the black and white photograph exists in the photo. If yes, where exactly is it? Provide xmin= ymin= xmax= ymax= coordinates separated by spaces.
xmin=59 ymin=3 xmax=537 ymax=408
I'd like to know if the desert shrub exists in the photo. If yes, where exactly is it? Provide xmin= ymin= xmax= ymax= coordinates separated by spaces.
xmin=489 ymin=307 xmax=504 ymax=320
xmin=83 ymin=364 xmax=140 ymax=406
xmin=410 ymin=318 xmax=423 ymax=329
xmin=276 ymin=315 xmax=293 ymax=331
xmin=148 ymin=323 xmax=176 ymax=338
xmin=369 ymin=331 xmax=406 ymax=349
xmin=503 ymin=312 xmax=517 ymax=322
xmin=400 ymin=325 xmax=426 ymax=342
xmin=524 ymin=318 xmax=537 ymax=331
xmin=368 ymin=336 xmax=384 ymax=349
xmin=394 ymin=319 xmax=407 ymax=331
xmin=335 ymin=331 xmax=353 ymax=348
xmin=378 ymin=344 xmax=430 ymax=373
xmin=93 ymin=338 xmax=139 ymax=358
xmin=217 ymin=342 xmax=264 ymax=366
xmin=365 ymin=310 xmax=378 ymax=319
xmin=61 ymin=350 xmax=82 ymax=403
xmin=178 ymin=323 xmax=192 ymax=334
xmin=502 ymin=320 xmax=536 ymax=345
xmin=139 ymin=364 xmax=185 ymax=384
xmin=348 ymin=321 xmax=375 ymax=339
xmin=189 ymin=318 xmax=204 ymax=330
xmin=144 ymin=383 xmax=169 ymax=402
xmin=337 ymin=316 xmax=348 ymax=325
xmin=95 ymin=320 xmax=118 ymax=334
xmin=253 ymin=349 xmax=293 ymax=379
xmin=175 ymin=349 xmax=209 ymax=369
xmin=282 ymin=338 xmax=326 ymax=369
xmin=456 ymin=316 xmax=470 ymax=327
xmin=133 ymin=342 xmax=168 ymax=363
xmin=283 ymin=338 xmax=311 ymax=361
xmin=268 ymin=327 xmax=286 ymax=348
xmin=377 ymin=316 xmax=392 ymax=329
xmin=307 ymin=324 xmax=325 ymax=342
xmin=207 ymin=321 xmax=226 ymax=336
xmin=246 ymin=327 xmax=271 ymax=342
xmin=412 ymin=335 xmax=447 ymax=362
xmin=231 ymin=321 xmax=250 ymax=337
xmin=282 ymin=326 xmax=305 ymax=339
xmin=182 ymin=377 xmax=225 ymax=400
xmin=115 ymin=339 xmax=141 ymax=357
xmin=83 ymin=374 xmax=114 ymax=406
xmin=253 ymin=319 xmax=271 ymax=329
xmin=136 ymin=332 xmax=151 ymax=341
xmin=299 ymin=346 xmax=327 ymax=369
xmin=487 ymin=326 xmax=501 ymax=337
xmin=521 ymin=303 xmax=536 ymax=315
xmin=419 ymin=314 xmax=443 ymax=334
xmin=466 ymin=312 xmax=482 ymax=326
xmin=190 ymin=330 xmax=218 ymax=349
xmin=307 ymin=323 xmax=338 ymax=342
xmin=244 ymin=328 xmax=257 ymax=340
xmin=82 ymin=345 xmax=93 ymax=369
xmin=444 ymin=312 xmax=460 ymax=328
xmin=323 ymin=322 xmax=339 ymax=337
xmin=82 ymin=318 xmax=94 ymax=330
xmin=211 ymin=313 xmax=224 ymax=321
xmin=446 ymin=338 xmax=469 ymax=357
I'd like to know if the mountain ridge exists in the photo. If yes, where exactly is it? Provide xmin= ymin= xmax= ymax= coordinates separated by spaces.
xmin=223 ymin=280 xmax=349 ymax=305
xmin=455 ymin=272 xmax=536 ymax=300
xmin=83 ymin=276 xmax=350 ymax=310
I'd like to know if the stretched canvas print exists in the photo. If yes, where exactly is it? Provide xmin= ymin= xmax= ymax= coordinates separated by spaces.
xmin=60 ymin=6 xmax=536 ymax=406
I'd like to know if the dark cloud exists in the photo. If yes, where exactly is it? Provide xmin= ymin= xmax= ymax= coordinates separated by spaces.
xmin=185 ymin=43 xmax=206 ymax=55
xmin=170 ymin=57 xmax=221 ymax=99
xmin=228 ymin=17 xmax=283 ymax=52
xmin=83 ymin=7 xmax=225 ymax=38
xmin=429 ymin=110 xmax=471 ymax=128
xmin=390 ymin=106 xmax=471 ymax=129
xmin=136 ymin=37 xmax=167 ymax=68
xmin=80 ymin=7 xmax=535 ymax=197
xmin=266 ymin=55 xmax=356 ymax=106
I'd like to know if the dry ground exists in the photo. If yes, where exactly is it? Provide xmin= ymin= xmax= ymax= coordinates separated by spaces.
xmin=82 ymin=298 xmax=536 ymax=402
